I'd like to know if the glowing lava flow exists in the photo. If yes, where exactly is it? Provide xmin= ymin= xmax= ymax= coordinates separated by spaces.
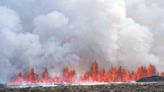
xmin=9 ymin=61 xmax=164 ymax=85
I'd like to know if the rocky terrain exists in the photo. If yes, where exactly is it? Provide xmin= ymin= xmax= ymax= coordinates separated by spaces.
xmin=0 ymin=83 xmax=164 ymax=92
xmin=137 ymin=76 xmax=164 ymax=82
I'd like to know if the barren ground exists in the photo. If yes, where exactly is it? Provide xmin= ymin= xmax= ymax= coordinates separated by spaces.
xmin=1 ymin=83 xmax=164 ymax=92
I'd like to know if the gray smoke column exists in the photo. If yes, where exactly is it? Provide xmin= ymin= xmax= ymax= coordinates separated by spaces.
xmin=0 ymin=0 xmax=164 ymax=83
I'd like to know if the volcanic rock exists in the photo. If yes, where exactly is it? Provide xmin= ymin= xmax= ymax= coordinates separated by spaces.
xmin=1 ymin=83 xmax=164 ymax=92
xmin=137 ymin=76 xmax=164 ymax=82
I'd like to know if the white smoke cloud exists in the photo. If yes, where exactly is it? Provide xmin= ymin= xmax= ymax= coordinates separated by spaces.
xmin=117 ymin=18 xmax=160 ymax=70
xmin=0 ymin=0 xmax=164 ymax=83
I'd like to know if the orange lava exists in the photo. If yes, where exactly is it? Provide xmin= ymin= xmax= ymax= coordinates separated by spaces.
xmin=9 ymin=61 xmax=164 ymax=85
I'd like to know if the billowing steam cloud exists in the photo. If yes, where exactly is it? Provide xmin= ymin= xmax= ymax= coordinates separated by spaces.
xmin=0 ymin=0 xmax=164 ymax=83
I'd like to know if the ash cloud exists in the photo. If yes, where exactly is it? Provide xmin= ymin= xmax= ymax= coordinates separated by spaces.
xmin=0 ymin=0 xmax=164 ymax=83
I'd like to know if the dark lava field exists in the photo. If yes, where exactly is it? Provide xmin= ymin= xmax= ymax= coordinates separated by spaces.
xmin=1 ymin=83 xmax=164 ymax=92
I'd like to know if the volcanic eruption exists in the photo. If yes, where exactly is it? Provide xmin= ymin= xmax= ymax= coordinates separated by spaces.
xmin=9 ymin=61 xmax=164 ymax=85
xmin=0 ymin=0 xmax=164 ymax=87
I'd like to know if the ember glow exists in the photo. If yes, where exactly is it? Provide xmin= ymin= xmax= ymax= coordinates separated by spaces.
xmin=9 ymin=61 xmax=164 ymax=85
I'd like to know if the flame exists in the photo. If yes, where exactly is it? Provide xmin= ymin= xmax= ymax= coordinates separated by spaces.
xmin=9 ymin=60 xmax=164 ymax=85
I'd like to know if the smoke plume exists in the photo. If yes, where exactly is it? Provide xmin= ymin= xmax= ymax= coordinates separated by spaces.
xmin=0 ymin=0 xmax=164 ymax=83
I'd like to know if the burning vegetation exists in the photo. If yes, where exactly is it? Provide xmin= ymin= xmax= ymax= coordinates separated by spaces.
xmin=9 ymin=61 xmax=164 ymax=85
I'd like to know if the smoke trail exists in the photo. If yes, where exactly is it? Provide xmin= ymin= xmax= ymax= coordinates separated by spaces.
xmin=0 ymin=0 xmax=164 ymax=83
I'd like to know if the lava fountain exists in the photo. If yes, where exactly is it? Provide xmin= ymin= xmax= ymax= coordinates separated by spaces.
xmin=9 ymin=60 xmax=164 ymax=86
